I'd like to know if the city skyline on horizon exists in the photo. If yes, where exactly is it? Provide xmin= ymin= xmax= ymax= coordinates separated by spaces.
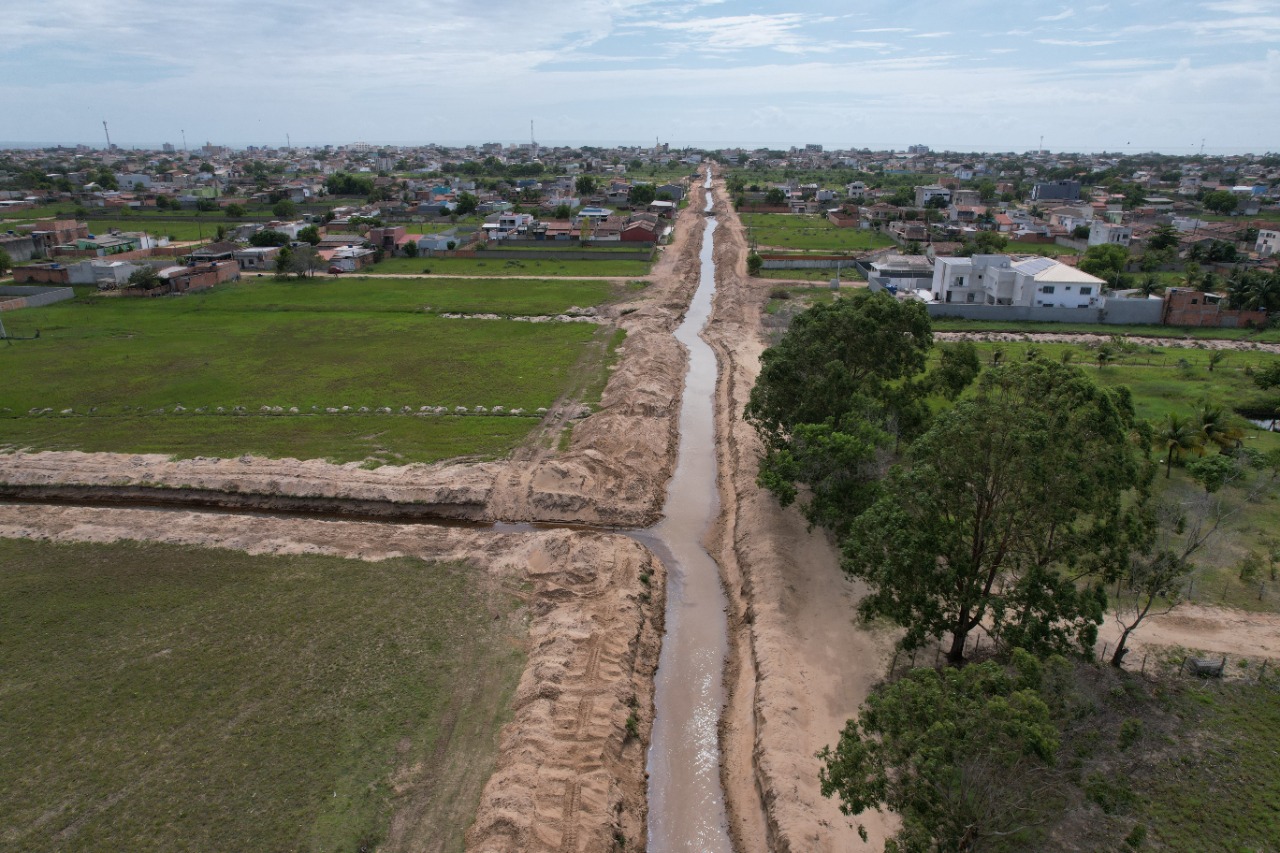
xmin=4 ymin=1 xmax=1280 ymax=156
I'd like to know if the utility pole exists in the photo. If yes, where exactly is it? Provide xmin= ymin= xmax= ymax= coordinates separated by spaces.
xmin=102 ymin=120 xmax=112 ymax=150
xmin=286 ymin=132 xmax=291 ymax=150
xmin=181 ymin=129 xmax=188 ymax=159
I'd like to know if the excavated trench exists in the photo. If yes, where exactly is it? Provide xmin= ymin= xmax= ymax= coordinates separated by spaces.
xmin=640 ymin=170 xmax=733 ymax=852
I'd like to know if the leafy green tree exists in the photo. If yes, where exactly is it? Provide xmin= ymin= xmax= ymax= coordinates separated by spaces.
xmin=324 ymin=172 xmax=375 ymax=196
xmin=843 ymin=360 xmax=1139 ymax=662
xmin=249 ymin=229 xmax=290 ymax=247
xmin=195 ymin=198 xmax=219 ymax=212
xmin=1147 ymin=222 xmax=1179 ymax=251
xmin=1078 ymin=243 xmax=1129 ymax=283
xmin=1201 ymin=189 xmax=1238 ymax=215
xmin=284 ymin=244 xmax=324 ymax=278
xmin=402 ymin=240 xmax=418 ymax=258
xmin=296 ymin=225 xmax=320 ymax=245
xmin=575 ymin=175 xmax=599 ymax=196
xmin=154 ymin=195 xmax=173 ymax=211
xmin=224 ymin=203 xmax=245 ymax=218
xmin=929 ymin=341 xmax=982 ymax=400
xmin=126 ymin=265 xmax=163 ymax=290
xmin=454 ymin=192 xmax=478 ymax=216
xmin=198 ymin=162 xmax=215 ymax=174
xmin=629 ymin=183 xmax=657 ymax=206
xmin=746 ymin=252 xmax=762 ymax=275
xmin=273 ymin=245 xmax=293 ymax=279
xmin=765 ymin=187 xmax=787 ymax=205
xmin=820 ymin=654 xmax=1062 ymax=850
xmin=746 ymin=292 xmax=933 ymax=534
xmin=0 ymin=247 xmax=11 ymax=276
xmin=272 ymin=199 xmax=297 ymax=218
xmin=93 ymin=168 xmax=118 ymax=190
xmin=553 ymin=203 xmax=572 ymax=219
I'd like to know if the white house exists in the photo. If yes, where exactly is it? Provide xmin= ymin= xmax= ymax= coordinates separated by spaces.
xmin=1256 ymin=228 xmax=1279 ymax=258
xmin=930 ymin=255 xmax=1106 ymax=308
xmin=914 ymin=185 xmax=952 ymax=207
xmin=1088 ymin=221 xmax=1133 ymax=247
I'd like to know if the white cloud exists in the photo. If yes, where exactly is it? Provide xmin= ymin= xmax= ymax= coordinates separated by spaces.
xmin=1038 ymin=8 xmax=1077 ymax=21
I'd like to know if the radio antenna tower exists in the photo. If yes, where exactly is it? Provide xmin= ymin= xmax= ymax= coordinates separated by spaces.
xmin=102 ymin=120 xmax=112 ymax=150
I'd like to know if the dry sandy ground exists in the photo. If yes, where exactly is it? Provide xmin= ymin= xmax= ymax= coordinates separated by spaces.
xmin=0 ymin=503 xmax=665 ymax=853
xmin=1098 ymin=602 xmax=1280 ymax=661
xmin=935 ymin=330 xmax=1280 ymax=353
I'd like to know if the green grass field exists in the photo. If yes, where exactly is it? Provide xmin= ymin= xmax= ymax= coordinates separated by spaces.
xmin=368 ymin=256 xmax=651 ymax=277
xmin=741 ymin=213 xmax=895 ymax=253
xmin=0 ymin=278 xmax=619 ymax=462
xmin=1136 ymin=681 xmax=1280 ymax=850
xmin=0 ymin=537 xmax=524 ymax=853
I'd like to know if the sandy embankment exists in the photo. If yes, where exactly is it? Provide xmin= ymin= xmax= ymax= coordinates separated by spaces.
xmin=935 ymin=330 xmax=1280 ymax=354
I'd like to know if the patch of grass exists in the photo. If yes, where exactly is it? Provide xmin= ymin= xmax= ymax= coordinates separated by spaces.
xmin=740 ymin=213 xmax=895 ymax=253
xmin=0 ymin=279 xmax=608 ymax=462
xmin=756 ymin=266 xmax=866 ymax=282
xmin=763 ymin=285 xmax=840 ymax=315
xmin=582 ymin=328 xmax=627 ymax=407
xmin=1137 ymin=682 xmax=1280 ymax=850
xmin=0 ymin=414 xmax=534 ymax=465
xmin=365 ymin=256 xmax=651 ymax=277
xmin=0 ymin=537 xmax=526 ymax=853
xmin=213 ymin=275 xmax=615 ymax=316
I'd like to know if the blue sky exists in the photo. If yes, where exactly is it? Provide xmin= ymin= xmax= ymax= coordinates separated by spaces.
xmin=3 ymin=0 xmax=1278 ymax=153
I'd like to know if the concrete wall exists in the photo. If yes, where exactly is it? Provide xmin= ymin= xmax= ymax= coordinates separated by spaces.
xmin=0 ymin=234 xmax=37 ymax=263
xmin=0 ymin=285 xmax=75 ymax=312
xmin=925 ymin=298 xmax=1164 ymax=325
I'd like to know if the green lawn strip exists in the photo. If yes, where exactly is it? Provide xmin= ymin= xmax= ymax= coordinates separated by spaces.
xmin=1137 ymin=682 xmax=1280 ymax=850
xmin=0 ymin=538 xmax=525 ymax=853
xmin=0 ymin=283 xmax=605 ymax=460
xmin=188 ymin=276 xmax=614 ymax=316
xmin=740 ymin=213 xmax=895 ymax=252
xmin=0 ymin=414 xmax=533 ymax=465
xmin=77 ymin=219 xmax=231 ymax=241
xmin=0 ymin=311 xmax=592 ymax=414
xmin=367 ymin=256 xmax=651 ymax=277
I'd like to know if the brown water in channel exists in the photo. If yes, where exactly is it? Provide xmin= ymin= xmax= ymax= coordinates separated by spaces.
xmin=641 ymin=171 xmax=733 ymax=852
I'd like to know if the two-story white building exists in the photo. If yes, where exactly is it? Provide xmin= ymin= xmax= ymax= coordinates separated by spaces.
xmin=1257 ymin=228 xmax=1279 ymax=258
xmin=930 ymin=255 xmax=1106 ymax=309
xmin=1088 ymin=220 xmax=1133 ymax=247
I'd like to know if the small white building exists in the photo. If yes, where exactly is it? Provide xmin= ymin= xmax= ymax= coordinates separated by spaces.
xmin=1257 ymin=228 xmax=1279 ymax=258
xmin=1089 ymin=220 xmax=1133 ymax=247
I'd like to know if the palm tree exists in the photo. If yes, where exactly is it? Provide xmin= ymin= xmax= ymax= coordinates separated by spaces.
xmin=1196 ymin=403 xmax=1244 ymax=453
xmin=1159 ymin=413 xmax=1204 ymax=478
